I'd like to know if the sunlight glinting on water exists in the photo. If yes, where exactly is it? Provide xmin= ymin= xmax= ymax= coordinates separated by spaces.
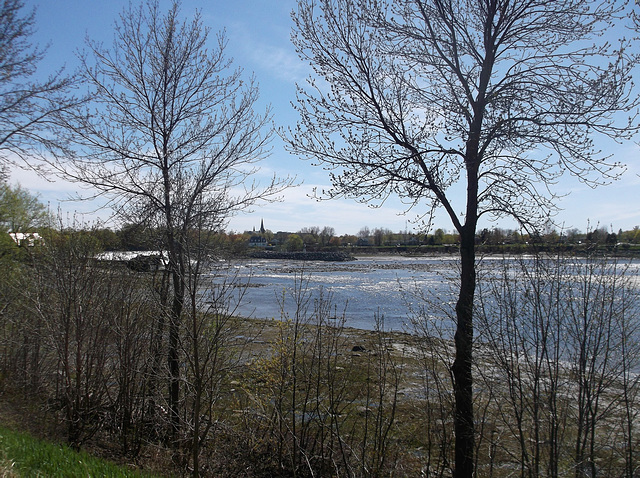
xmin=211 ymin=256 xmax=459 ymax=331
xmin=209 ymin=255 xmax=639 ymax=332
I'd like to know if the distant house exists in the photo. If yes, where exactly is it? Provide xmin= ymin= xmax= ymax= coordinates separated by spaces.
xmin=248 ymin=235 xmax=267 ymax=248
xmin=94 ymin=250 xmax=168 ymax=271
xmin=9 ymin=232 xmax=44 ymax=246
xmin=248 ymin=219 xmax=268 ymax=247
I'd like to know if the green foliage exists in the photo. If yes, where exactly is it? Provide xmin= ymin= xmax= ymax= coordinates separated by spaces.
xmin=285 ymin=233 xmax=304 ymax=251
xmin=0 ymin=231 xmax=19 ymax=259
xmin=91 ymin=227 xmax=120 ymax=250
xmin=117 ymin=223 xmax=157 ymax=251
xmin=0 ymin=182 xmax=48 ymax=233
xmin=0 ymin=425 xmax=154 ymax=477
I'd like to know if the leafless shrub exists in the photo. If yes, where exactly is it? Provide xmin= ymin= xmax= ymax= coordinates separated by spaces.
xmin=476 ymin=252 xmax=640 ymax=477
xmin=241 ymin=272 xmax=403 ymax=477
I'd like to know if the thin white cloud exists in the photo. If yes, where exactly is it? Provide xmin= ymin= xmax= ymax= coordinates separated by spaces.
xmin=249 ymin=44 xmax=309 ymax=83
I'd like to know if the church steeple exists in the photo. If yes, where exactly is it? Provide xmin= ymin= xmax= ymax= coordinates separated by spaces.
xmin=260 ymin=219 xmax=265 ymax=234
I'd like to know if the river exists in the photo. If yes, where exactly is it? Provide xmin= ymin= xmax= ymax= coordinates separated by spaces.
xmin=204 ymin=255 xmax=449 ymax=331
xmin=203 ymin=254 xmax=640 ymax=332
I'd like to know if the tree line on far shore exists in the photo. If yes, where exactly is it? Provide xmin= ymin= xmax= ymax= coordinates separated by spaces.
xmin=6 ymin=205 xmax=639 ymax=256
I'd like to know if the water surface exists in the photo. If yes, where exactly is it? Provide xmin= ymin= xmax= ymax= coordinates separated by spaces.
xmin=207 ymin=254 xmax=640 ymax=332
xmin=211 ymin=255 xmax=460 ymax=331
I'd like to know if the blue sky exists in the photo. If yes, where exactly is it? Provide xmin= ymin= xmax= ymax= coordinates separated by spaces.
xmin=10 ymin=0 xmax=640 ymax=236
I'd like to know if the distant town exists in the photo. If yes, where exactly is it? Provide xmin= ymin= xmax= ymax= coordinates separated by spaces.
xmin=10 ymin=220 xmax=633 ymax=256
xmin=240 ymin=221 xmax=640 ymax=253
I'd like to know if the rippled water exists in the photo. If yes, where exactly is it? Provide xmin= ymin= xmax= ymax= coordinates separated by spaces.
xmin=208 ymin=255 xmax=461 ymax=331
xmin=205 ymin=255 xmax=640 ymax=332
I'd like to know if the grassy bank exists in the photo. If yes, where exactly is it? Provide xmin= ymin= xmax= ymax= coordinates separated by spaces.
xmin=0 ymin=425 xmax=154 ymax=477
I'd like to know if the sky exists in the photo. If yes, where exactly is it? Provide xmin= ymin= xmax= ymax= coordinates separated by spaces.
xmin=9 ymin=0 xmax=640 ymax=236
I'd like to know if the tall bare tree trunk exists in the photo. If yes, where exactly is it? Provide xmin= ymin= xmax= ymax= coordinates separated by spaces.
xmin=453 ymin=227 xmax=476 ymax=478
xmin=168 ymin=269 xmax=184 ymax=438
xmin=168 ymin=232 xmax=185 ymax=439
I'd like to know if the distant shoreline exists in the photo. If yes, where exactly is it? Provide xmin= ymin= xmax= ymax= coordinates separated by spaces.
xmin=246 ymin=243 xmax=640 ymax=260
xmin=247 ymin=250 xmax=356 ymax=261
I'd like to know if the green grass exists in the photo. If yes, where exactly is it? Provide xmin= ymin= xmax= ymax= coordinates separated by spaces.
xmin=0 ymin=425 xmax=155 ymax=477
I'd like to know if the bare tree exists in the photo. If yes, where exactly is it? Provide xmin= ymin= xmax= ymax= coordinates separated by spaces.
xmin=288 ymin=1 xmax=637 ymax=475
xmin=0 ymin=0 xmax=78 ymax=166
xmin=28 ymin=228 xmax=115 ymax=448
xmin=180 ymin=246 xmax=248 ymax=477
xmin=56 ymin=0 xmax=289 ymax=440
xmin=357 ymin=226 xmax=371 ymax=239
xmin=372 ymin=227 xmax=392 ymax=246
xmin=320 ymin=225 xmax=335 ymax=246
xmin=476 ymin=252 xmax=640 ymax=477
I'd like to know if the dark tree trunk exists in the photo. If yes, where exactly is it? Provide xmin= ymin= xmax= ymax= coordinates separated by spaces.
xmin=166 ymin=221 xmax=185 ymax=441
xmin=168 ymin=260 xmax=184 ymax=439
xmin=453 ymin=226 xmax=476 ymax=478
xmin=452 ymin=116 xmax=482 ymax=478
